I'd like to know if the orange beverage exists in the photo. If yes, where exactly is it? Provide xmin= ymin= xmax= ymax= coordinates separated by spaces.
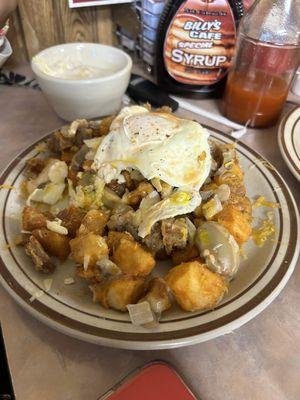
xmin=222 ymin=0 xmax=300 ymax=129
xmin=222 ymin=36 xmax=300 ymax=128
xmin=223 ymin=69 xmax=289 ymax=128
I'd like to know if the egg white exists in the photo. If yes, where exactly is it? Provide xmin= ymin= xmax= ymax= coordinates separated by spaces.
xmin=138 ymin=188 xmax=202 ymax=238
xmin=93 ymin=107 xmax=212 ymax=235
xmin=94 ymin=106 xmax=211 ymax=189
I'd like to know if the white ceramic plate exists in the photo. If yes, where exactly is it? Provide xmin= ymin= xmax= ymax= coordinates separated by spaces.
xmin=0 ymin=126 xmax=299 ymax=350
xmin=278 ymin=106 xmax=300 ymax=181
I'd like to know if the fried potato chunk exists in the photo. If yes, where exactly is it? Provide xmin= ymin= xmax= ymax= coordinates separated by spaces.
xmin=57 ymin=206 xmax=86 ymax=238
xmin=98 ymin=115 xmax=115 ymax=136
xmin=32 ymin=228 xmax=70 ymax=260
xmin=22 ymin=206 xmax=51 ymax=231
xmin=171 ymin=245 xmax=200 ymax=265
xmin=91 ymin=276 xmax=145 ymax=311
xmin=214 ymin=204 xmax=252 ymax=245
xmin=165 ymin=261 xmax=227 ymax=312
xmin=111 ymin=237 xmax=155 ymax=276
xmin=70 ymin=233 xmax=108 ymax=267
xmin=77 ymin=209 xmax=109 ymax=236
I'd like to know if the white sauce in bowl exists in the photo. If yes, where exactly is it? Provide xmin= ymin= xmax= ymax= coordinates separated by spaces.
xmin=33 ymin=56 xmax=120 ymax=80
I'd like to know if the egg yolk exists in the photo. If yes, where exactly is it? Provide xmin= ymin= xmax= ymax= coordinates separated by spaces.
xmin=170 ymin=192 xmax=192 ymax=205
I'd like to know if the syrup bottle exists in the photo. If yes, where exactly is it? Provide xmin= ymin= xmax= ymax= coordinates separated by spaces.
xmin=155 ymin=0 xmax=244 ymax=98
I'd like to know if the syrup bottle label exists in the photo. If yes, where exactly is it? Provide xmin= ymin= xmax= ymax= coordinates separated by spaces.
xmin=164 ymin=0 xmax=237 ymax=85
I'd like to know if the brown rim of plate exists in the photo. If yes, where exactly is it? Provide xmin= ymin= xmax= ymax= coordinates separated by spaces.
xmin=279 ymin=106 xmax=300 ymax=175
xmin=0 ymin=127 xmax=298 ymax=342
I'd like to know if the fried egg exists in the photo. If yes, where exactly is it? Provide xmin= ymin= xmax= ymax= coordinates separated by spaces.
xmin=138 ymin=188 xmax=201 ymax=238
xmin=93 ymin=106 xmax=211 ymax=189
xmin=93 ymin=106 xmax=211 ymax=235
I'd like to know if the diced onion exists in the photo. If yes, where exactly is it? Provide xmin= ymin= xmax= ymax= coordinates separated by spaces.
xmin=223 ymin=149 xmax=235 ymax=164
xmin=149 ymin=190 xmax=159 ymax=199
xmin=200 ymin=190 xmax=214 ymax=202
xmin=215 ymin=148 xmax=236 ymax=176
xmin=210 ymin=159 xmax=218 ymax=172
xmin=84 ymin=137 xmax=103 ymax=149
xmin=139 ymin=191 xmax=160 ymax=211
xmin=215 ymin=184 xmax=231 ymax=203
xmin=29 ymin=290 xmax=44 ymax=302
xmin=88 ymin=120 xmax=102 ymax=129
xmin=117 ymin=174 xmax=126 ymax=184
xmin=202 ymin=196 xmax=223 ymax=220
xmin=43 ymin=278 xmax=53 ymax=292
xmin=212 ymin=243 xmax=223 ymax=251
xmin=151 ymin=178 xmax=162 ymax=192
xmin=96 ymin=258 xmax=121 ymax=276
xmin=64 ymin=277 xmax=75 ymax=285
xmin=185 ymin=217 xmax=196 ymax=244
xmin=61 ymin=119 xmax=88 ymax=138
xmin=26 ymin=188 xmax=43 ymax=206
xmin=127 ymin=302 xmax=155 ymax=326
xmin=36 ymin=182 xmax=65 ymax=205
xmin=83 ymin=255 xmax=90 ymax=271
xmin=46 ymin=219 xmax=68 ymax=235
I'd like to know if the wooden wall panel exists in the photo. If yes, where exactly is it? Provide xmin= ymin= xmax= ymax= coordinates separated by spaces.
xmin=6 ymin=9 xmax=28 ymax=67
xmin=18 ymin=0 xmax=59 ymax=58
xmin=95 ymin=6 xmax=114 ymax=45
xmin=8 ymin=0 xmax=115 ymax=65
xmin=54 ymin=2 xmax=97 ymax=44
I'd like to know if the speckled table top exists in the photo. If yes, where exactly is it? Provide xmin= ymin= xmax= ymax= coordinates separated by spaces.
xmin=0 ymin=65 xmax=299 ymax=400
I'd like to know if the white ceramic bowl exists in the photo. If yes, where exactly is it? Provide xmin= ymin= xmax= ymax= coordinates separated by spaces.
xmin=31 ymin=43 xmax=132 ymax=121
